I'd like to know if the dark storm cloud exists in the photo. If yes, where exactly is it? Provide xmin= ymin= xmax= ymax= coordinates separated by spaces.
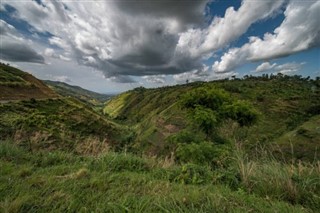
xmin=0 ymin=20 xmax=45 ymax=63
xmin=0 ymin=40 xmax=45 ymax=64
xmin=113 ymin=0 xmax=209 ymax=28
xmin=3 ymin=0 xmax=318 ymax=83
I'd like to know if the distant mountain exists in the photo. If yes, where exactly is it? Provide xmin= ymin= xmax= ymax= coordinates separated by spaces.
xmin=0 ymin=63 xmax=58 ymax=101
xmin=44 ymin=80 xmax=113 ymax=106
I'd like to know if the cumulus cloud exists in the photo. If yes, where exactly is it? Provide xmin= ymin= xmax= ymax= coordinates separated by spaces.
xmin=274 ymin=62 xmax=305 ymax=74
xmin=108 ymin=75 xmax=136 ymax=84
xmin=173 ymin=65 xmax=211 ymax=83
xmin=0 ymin=19 xmax=16 ymax=35
xmin=177 ymin=0 xmax=285 ymax=58
xmin=44 ymin=48 xmax=71 ymax=61
xmin=49 ymin=36 xmax=70 ymax=51
xmin=2 ymin=0 xmax=286 ymax=78
xmin=213 ymin=1 xmax=320 ymax=73
xmin=4 ymin=0 xmax=208 ymax=77
xmin=0 ymin=20 xmax=44 ymax=64
xmin=52 ymin=75 xmax=72 ymax=83
xmin=0 ymin=40 xmax=45 ymax=63
xmin=255 ymin=62 xmax=277 ymax=72
xmin=113 ymin=0 xmax=209 ymax=28
xmin=1 ymin=0 xmax=318 ymax=82
xmin=254 ymin=61 xmax=304 ymax=74
xmin=210 ymin=71 xmax=239 ymax=80
xmin=142 ymin=75 xmax=166 ymax=84
xmin=0 ymin=20 xmax=44 ymax=63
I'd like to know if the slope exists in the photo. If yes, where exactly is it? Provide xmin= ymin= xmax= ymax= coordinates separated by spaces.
xmin=274 ymin=115 xmax=320 ymax=161
xmin=0 ymin=63 xmax=58 ymax=101
xmin=0 ymin=64 xmax=131 ymax=154
xmin=44 ymin=80 xmax=112 ymax=107
xmin=104 ymin=76 xmax=320 ymax=160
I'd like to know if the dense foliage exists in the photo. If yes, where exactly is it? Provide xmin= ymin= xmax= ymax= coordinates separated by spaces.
xmin=105 ymin=75 xmax=320 ymax=161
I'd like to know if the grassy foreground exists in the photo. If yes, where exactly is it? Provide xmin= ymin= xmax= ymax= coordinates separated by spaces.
xmin=1 ymin=142 xmax=319 ymax=212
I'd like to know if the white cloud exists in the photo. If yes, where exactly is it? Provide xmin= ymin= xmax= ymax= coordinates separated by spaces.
xmin=44 ymin=48 xmax=71 ymax=61
xmin=52 ymin=75 xmax=72 ymax=83
xmin=173 ymin=65 xmax=211 ymax=83
xmin=2 ymin=0 xmax=285 ymax=78
xmin=255 ymin=62 xmax=277 ymax=72
xmin=177 ymin=0 xmax=285 ymax=58
xmin=142 ymin=75 xmax=166 ymax=84
xmin=2 ymin=0 xmax=318 ymax=83
xmin=275 ymin=62 xmax=305 ymax=74
xmin=213 ymin=1 xmax=320 ymax=73
xmin=253 ymin=61 xmax=304 ymax=75
xmin=49 ymin=36 xmax=70 ymax=50
xmin=0 ymin=20 xmax=45 ymax=63
xmin=210 ymin=71 xmax=239 ymax=80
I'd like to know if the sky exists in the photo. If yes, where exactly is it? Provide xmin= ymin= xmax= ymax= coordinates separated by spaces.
xmin=0 ymin=0 xmax=319 ymax=94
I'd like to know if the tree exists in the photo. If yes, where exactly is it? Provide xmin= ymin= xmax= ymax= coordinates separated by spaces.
xmin=181 ymin=87 xmax=258 ymax=138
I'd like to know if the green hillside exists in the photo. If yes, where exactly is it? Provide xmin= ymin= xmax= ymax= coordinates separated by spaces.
xmin=0 ymin=98 xmax=132 ymax=154
xmin=0 ymin=64 xmax=131 ymax=154
xmin=1 ymin=65 xmax=320 ymax=212
xmin=104 ymin=75 xmax=320 ymax=161
xmin=274 ymin=115 xmax=320 ymax=161
xmin=0 ymin=63 xmax=58 ymax=100
xmin=44 ymin=80 xmax=112 ymax=109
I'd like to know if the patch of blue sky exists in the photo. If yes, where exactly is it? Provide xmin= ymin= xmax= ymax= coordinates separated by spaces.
xmin=1 ymin=4 xmax=53 ymax=45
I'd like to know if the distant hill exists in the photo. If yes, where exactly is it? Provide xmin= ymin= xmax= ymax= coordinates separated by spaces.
xmin=0 ymin=63 xmax=58 ymax=101
xmin=44 ymin=80 xmax=112 ymax=106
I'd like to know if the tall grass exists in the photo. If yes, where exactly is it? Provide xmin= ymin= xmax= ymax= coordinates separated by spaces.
xmin=0 ymin=141 xmax=318 ymax=212
xmin=232 ymin=143 xmax=320 ymax=211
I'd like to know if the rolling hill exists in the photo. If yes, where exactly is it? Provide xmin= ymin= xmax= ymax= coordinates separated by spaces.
xmin=104 ymin=76 xmax=320 ymax=161
xmin=44 ymin=80 xmax=113 ymax=107
xmin=1 ymin=65 xmax=320 ymax=212
xmin=0 ymin=63 xmax=58 ymax=101
xmin=0 ymin=64 xmax=130 ymax=154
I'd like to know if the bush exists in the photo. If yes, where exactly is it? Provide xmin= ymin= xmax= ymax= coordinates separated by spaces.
xmin=175 ymin=141 xmax=231 ymax=166
xmin=180 ymin=87 xmax=258 ymax=137
xmin=171 ymin=163 xmax=213 ymax=184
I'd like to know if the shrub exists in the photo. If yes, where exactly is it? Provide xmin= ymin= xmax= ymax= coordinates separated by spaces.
xmin=171 ymin=163 xmax=213 ymax=184
xmin=175 ymin=141 xmax=231 ymax=166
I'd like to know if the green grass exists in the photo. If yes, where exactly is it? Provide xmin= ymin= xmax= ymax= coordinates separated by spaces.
xmin=0 ymin=63 xmax=58 ymax=100
xmin=104 ymin=76 xmax=320 ymax=161
xmin=0 ymin=98 xmax=131 ymax=154
xmin=1 ymin=141 xmax=318 ymax=212
xmin=0 ymin=64 xmax=27 ymax=83
xmin=44 ymin=80 xmax=112 ymax=113
xmin=1 ymin=64 xmax=320 ymax=212
xmin=273 ymin=115 xmax=320 ymax=161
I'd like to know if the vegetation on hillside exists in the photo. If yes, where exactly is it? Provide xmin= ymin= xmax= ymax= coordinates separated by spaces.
xmin=44 ymin=80 xmax=113 ymax=112
xmin=104 ymin=75 xmax=320 ymax=162
xmin=0 ymin=98 xmax=132 ymax=154
xmin=0 ymin=63 xmax=58 ymax=100
xmin=1 ymin=141 xmax=319 ymax=212
xmin=1 ymin=64 xmax=319 ymax=212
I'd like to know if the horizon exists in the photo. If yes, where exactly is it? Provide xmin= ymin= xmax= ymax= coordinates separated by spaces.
xmin=1 ymin=0 xmax=319 ymax=93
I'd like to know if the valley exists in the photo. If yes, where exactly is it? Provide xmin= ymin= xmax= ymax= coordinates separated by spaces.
xmin=0 ymin=64 xmax=319 ymax=212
